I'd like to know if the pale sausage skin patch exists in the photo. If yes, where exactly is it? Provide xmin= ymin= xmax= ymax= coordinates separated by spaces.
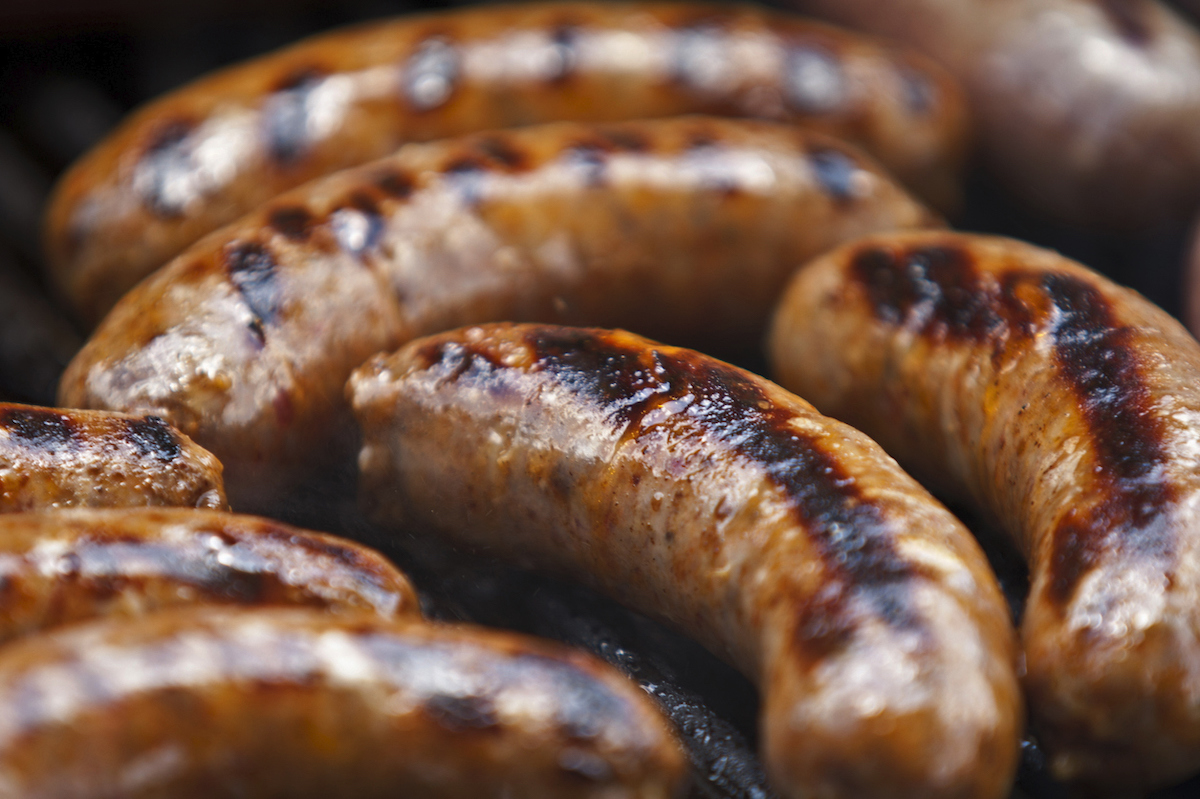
xmin=349 ymin=323 xmax=1021 ymax=799
xmin=768 ymin=230 xmax=1200 ymax=793
xmin=43 ymin=1 xmax=968 ymax=326
xmin=59 ymin=117 xmax=939 ymax=513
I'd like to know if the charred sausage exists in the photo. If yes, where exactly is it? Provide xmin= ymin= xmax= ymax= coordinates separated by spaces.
xmin=0 ymin=605 xmax=687 ymax=798
xmin=0 ymin=507 xmax=419 ymax=645
xmin=347 ymin=322 xmax=1022 ymax=799
xmin=783 ymin=0 xmax=1200 ymax=228
xmin=59 ymin=116 xmax=939 ymax=513
xmin=767 ymin=230 xmax=1200 ymax=792
xmin=44 ymin=0 xmax=967 ymax=326
xmin=1 ymin=402 xmax=225 ymax=512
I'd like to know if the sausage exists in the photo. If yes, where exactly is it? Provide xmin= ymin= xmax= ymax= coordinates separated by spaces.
xmin=782 ymin=0 xmax=1200 ymax=228
xmin=0 ymin=507 xmax=419 ymax=645
xmin=43 ymin=1 xmax=968 ymax=327
xmin=766 ymin=230 xmax=1200 ymax=792
xmin=58 ymin=116 xmax=940 ymax=514
xmin=0 ymin=605 xmax=687 ymax=798
xmin=0 ymin=402 xmax=226 ymax=512
xmin=347 ymin=322 xmax=1022 ymax=799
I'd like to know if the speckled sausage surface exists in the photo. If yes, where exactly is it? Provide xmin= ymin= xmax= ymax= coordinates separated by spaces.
xmin=768 ymin=231 xmax=1200 ymax=792
xmin=348 ymin=323 xmax=1022 ymax=799
xmin=58 ymin=116 xmax=939 ymax=513
xmin=0 ymin=403 xmax=226 ymax=512
xmin=785 ymin=0 xmax=1200 ymax=228
xmin=0 ymin=605 xmax=687 ymax=798
xmin=44 ymin=0 xmax=967 ymax=326
xmin=0 ymin=507 xmax=419 ymax=646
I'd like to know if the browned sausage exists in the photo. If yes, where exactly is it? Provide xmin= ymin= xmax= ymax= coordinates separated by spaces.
xmin=0 ymin=507 xmax=419 ymax=645
xmin=1 ymin=402 xmax=226 ymax=512
xmin=58 ymin=116 xmax=939 ymax=514
xmin=0 ymin=605 xmax=687 ymax=798
xmin=767 ymin=230 xmax=1200 ymax=792
xmin=43 ymin=1 xmax=967 ymax=326
xmin=783 ymin=0 xmax=1200 ymax=228
xmin=347 ymin=322 xmax=1022 ymax=799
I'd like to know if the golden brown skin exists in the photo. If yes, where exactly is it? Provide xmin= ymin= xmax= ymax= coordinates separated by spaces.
xmin=0 ymin=507 xmax=419 ymax=646
xmin=0 ymin=403 xmax=226 ymax=512
xmin=0 ymin=606 xmax=687 ymax=798
xmin=785 ymin=0 xmax=1200 ymax=228
xmin=44 ymin=1 xmax=968 ymax=326
xmin=59 ymin=116 xmax=939 ymax=514
xmin=768 ymin=231 xmax=1200 ymax=792
xmin=348 ymin=323 xmax=1022 ymax=799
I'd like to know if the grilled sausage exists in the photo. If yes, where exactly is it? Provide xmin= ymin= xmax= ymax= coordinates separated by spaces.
xmin=0 ymin=605 xmax=687 ymax=798
xmin=783 ymin=0 xmax=1200 ymax=228
xmin=347 ymin=323 xmax=1022 ymax=799
xmin=0 ymin=507 xmax=419 ymax=645
xmin=44 ymin=0 xmax=967 ymax=326
xmin=767 ymin=230 xmax=1200 ymax=792
xmin=58 ymin=116 xmax=939 ymax=514
xmin=1 ymin=402 xmax=226 ymax=512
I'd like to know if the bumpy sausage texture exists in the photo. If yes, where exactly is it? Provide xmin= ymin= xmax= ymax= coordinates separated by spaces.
xmin=0 ymin=606 xmax=687 ymax=798
xmin=0 ymin=507 xmax=419 ymax=646
xmin=768 ymin=231 xmax=1200 ymax=792
xmin=785 ymin=0 xmax=1200 ymax=228
xmin=348 ymin=323 xmax=1022 ymax=799
xmin=44 ymin=0 xmax=967 ymax=326
xmin=59 ymin=116 xmax=939 ymax=513
xmin=0 ymin=403 xmax=226 ymax=512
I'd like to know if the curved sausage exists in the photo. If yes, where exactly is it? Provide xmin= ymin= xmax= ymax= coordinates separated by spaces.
xmin=44 ymin=1 xmax=967 ymax=326
xmin=1 ymin=402 xmax=226 ymax=512
xmin=0 ymin=605 xmax=687 ymax=798
xmin=0 ymin=507 xmax=419 ymax=645
xmin=784 ymin=0 xmax=1200 ymax=228
xmin=767 ymin=230 xmax=1200 ymax=792
xmin=58 ymin=116 xmax=940 ymax=513
xmin=347 ymin=322 xmax=1022 ymax=799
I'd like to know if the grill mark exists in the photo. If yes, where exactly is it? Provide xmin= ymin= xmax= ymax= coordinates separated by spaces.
xmin=225 ymin=242 xmax=282 ymax=340
xmin=850 ymin=244 xmax=1175 ymax=607
xmin=374 ymin=168 xmax=415 ymax=199
xmin=264 ymin=67 xmax=327 ymax=165
xmin=1 ymin=406 xmax=78 ymax=450
xmin=1096 ymin=0 xmax=1155 ymax=46
xmin=475 ymin=135 xmax=530 ymax=171
xmin=267 ymin=205 xmax=314 ymax=242
xmin=601 ymin=128 xmax=650 ymax=153
xmin=125 ymin=416 xmax=182 ymax=462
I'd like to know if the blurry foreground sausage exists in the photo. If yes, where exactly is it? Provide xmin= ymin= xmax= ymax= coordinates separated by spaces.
xmin=769 ymin=231 xmax=1200 ymax=793
xmin=349 ymin=323 xmax=1022 ymax=799
xmin=786 ymin=0 xmax=1200 ymax=229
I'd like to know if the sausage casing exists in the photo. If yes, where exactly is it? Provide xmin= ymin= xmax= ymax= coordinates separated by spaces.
xmin=784 ymin=0 xmax=1200 ymax=228
xmin=0 ymin=507 xmax=419 ymax=645
xmin=59 ymin=116 xmax=939 ymax=513
xmin=768 ymin=230 xmax=1200 ymax=791
xmin=44 ymin=0 xmax=967 ymax=325
xmin=348 ymin=322 xmax=1021 ymax=799
xmin=0 ymin=605 xmax=687 ymax=798
xmin=1 ymin=403 xmax=225 ymax=513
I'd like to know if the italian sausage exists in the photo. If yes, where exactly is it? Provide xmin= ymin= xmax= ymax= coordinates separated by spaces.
xmin=0 ymin=507 xmax=419 ymax=645
xmin=783 ymin=0 xmax=1200 ymax=228
xmin=1 ymin=402 xmax=226 ymax=512
xmin=0 ymin=605 xmax=687 ymax=798
xmin=767 ymin=230 xmax=1200 ymax=792
xmin=347 ymin=322 xmax=1022 ymax=799
xmin=44 ymin=1 xmax=967 ymax=326
xmin=59 ymin=116 xmax=939 ymax=513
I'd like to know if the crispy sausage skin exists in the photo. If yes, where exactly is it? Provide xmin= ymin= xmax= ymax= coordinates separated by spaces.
xmin=0 ymin=403 xmax=226 ymax=512
xmin=767 ymin=231 xmax=1200 ymax=792
xmin=347 ymin=323 xmax=1022 ymax=799
xmin=59 ymin=116 xmax=939 ymax=514
xmin=0 ymin=507 xmax=419 ymax=645
xmin=44 ymin=1 xmax=967 ymax=326
xmin=784 ymin=0 xmax=1200 ymax=228
xmin=0 ymin=606 xmax=687 ymax=798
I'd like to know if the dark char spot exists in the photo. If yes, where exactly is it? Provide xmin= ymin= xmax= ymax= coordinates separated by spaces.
xmin=547 ymin=25 xmax=580 ymax=83
xmin=264 ymin=67 xmax=326 ymax=165
xmin=267 ymin=205 xmax=314 ymax=242
xmin=375 ymin=169 xmax=415 ymax=199
xmin=225 ymin=242 xmax=282 ymax=339
xmin=1 ymin=406 xmax=77 ymax=450
xmin=808 ymin=147 xmax=861 ymax=203
xmin=563 ymin=142 xmax=610 ymax=187
xmin=126 ymin=416 xmax=182 ymax=462
xmin=424 ymin=693 xmax=499 ymax=732
xmin=601 ymin=128 xmax=650 ymax=153
xmin=443 ymin=155 xmax=489 ymax=205
xmin=1096 ymin=0 xmax=1155 ymax=46
xmin=475 ymin=136 xmax=530 ymax=171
